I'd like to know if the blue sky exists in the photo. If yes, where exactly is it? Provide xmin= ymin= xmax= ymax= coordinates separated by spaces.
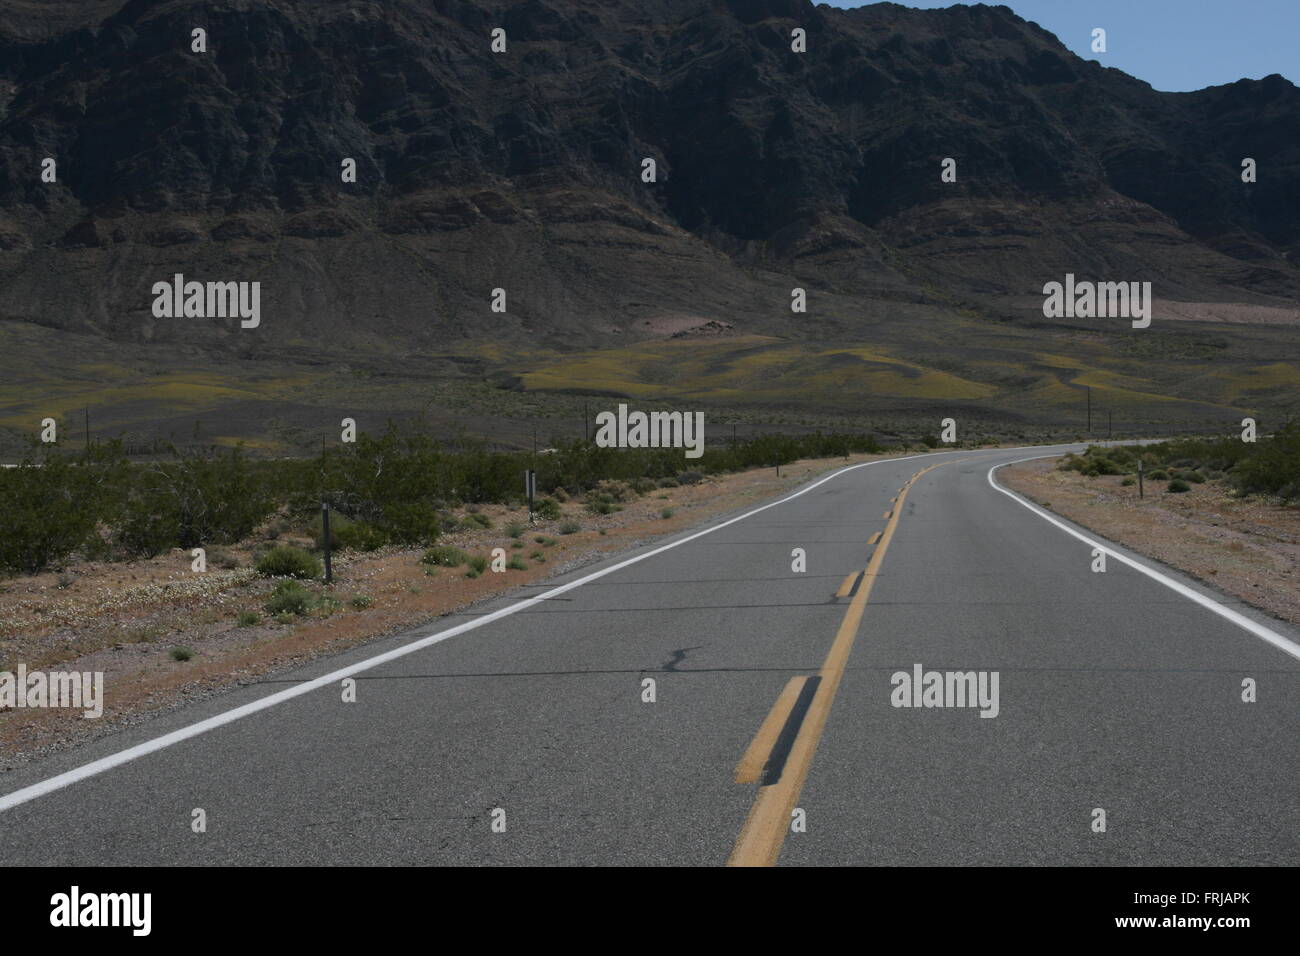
xmin=823 ymin=1 xmax=1298 ymax=92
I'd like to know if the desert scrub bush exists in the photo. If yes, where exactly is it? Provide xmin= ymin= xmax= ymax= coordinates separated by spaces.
xmin=421 ymin=545 xmax=467 ymax=567
xmin=237 ymin=610 xmax=260 ymax=627
xmin=316 ymin=595 xmax=344 ymax=616
xmin=656 ymin=476 xmax=679 ymax=489
xmin=117 ymin=445 xmax=275 ymax=554
xmin=272 ymin=612 xmax=296 ymax=625
xmin=675 ymin=470 xmax=704 ymax=485
xmin=506 ymin=521 xmax=525 ymax=539
xmin=533 ymin=497 xmax=562 ymax=521
xmin=586 ymin=498 xmax=621 ymax=516
xmin=255 ymin=545 xmax=321 ymax=579
xmin=1167 ymin=478 xmax=1191 ymax=493
xmin=461 ymin=512 xmax=492 ymax=530
xmin=348 ymin=595 xmax=373 ymax=610
xmin=507 ymin=555 xmax=528 ymax=571
xmin=589 ymin=479 xmax=634 ymax=502
xmin=1059 ymin=446 xmax=1133 ymax=477
xmin=530 ymin=550 xmax=546 ymax=562
xmin=1120 ymin=477 xmax=1135 ymax=487
xmin=170 ymin=646 xmax=195 ymax=662
xmin=314 ymin=512 xmax=387 ymax=552
xmin=209 ymin=547 xmax=241 ymax=569
xmin=661 ymin=508 xmax=674 ymax=519
xmin=466 ymin=555 xmax=488 ymax=576
xmin=559 ymin=521 xmax=580 ymax=535
xmin=0 ymin=444 xmax=121 ymax=574
xmin=1148 ymin=470 xmax=1170 ymax=480
xmin=1231 ymin=423 xmax=1300 ymax=500
xmin=265 ymin=580 xmax=315 ymax=616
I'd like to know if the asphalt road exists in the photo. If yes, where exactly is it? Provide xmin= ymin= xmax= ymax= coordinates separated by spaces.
xmin=2 ymin=443 xmax=1297 ymax=866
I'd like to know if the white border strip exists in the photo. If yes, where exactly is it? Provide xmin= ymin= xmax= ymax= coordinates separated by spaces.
xmin=0 ymin=450 xmax=951 ymax=814
xmin=988 ymin=456 xmax=1300 ymax=662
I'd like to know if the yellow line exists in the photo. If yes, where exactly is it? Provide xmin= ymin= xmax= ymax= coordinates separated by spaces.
xmin=727 ymin=461 xmax=948 ymax=867
xmin=734 ymin=677 xmax=810 ymax=784
xmin=867 ymin=531 xmax=881 ymax=546
xmin=834 ymin=570 xmax=861 ymax=598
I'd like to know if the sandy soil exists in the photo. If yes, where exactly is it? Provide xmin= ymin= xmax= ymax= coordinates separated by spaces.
xmin=0 ymin=450 xmax=906 ymax=764
xmin=1001 ymin=459 xmax=1300 ymax=628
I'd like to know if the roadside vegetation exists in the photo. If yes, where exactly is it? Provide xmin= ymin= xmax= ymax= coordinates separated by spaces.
xmin=1056 ymin=424 xmax=1300 ymax=500
xmin=0 ymin=426 xmax=892 ymax=575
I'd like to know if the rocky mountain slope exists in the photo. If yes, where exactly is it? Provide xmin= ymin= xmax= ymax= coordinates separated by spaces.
xmin=0 ymin=0 xmax=1296 ymax=446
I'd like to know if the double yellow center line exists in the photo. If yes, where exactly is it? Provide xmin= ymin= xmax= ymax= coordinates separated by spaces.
xmin=726 ymin=462 xmax=946 ymax=866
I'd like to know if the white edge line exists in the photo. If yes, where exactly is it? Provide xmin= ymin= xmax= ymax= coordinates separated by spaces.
xmin=0 ymin=447 xmax=977 ymax=814
xmin=988 ymin=456 xmax=1300 ymax=663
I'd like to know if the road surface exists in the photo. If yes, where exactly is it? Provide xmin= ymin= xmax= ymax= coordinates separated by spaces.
xmin=1 ymin=442 xmax=1296 ymax=866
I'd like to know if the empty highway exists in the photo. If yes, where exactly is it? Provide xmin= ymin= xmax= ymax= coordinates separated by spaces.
xmin=1 ymin=443 xmax=1296 ymax=866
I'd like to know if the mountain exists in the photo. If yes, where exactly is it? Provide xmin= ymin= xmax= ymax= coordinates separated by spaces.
xmin=0 ymin=0 xmax=1297 ymax=452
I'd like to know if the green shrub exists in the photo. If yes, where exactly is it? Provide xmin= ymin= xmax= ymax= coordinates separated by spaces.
xmin=589 ymin=479 xmax=634 ymax=502
xmin=661 ymin=508 xmax=675 ymax=519
xmin=255 ymin=546 xmax=321 ymax=579
xmin=0 ymin=446 xmax=119 ymax=574
xmin=534 ymin=497 xmax=562 ymax=520
xmin=1231 ymin=424 xmax=1300 ymax=499
xmin=421 ymin=545 xmax=467 ymax=567
xmin=656 ymin=477 xmax=679 ymax=489
xmin=507 ymin=555 xmax=528 ymax=571
xmin=1120 ymin=477 xmax=1135 ymax=487
xmin=676 ymin=470 xmax=704 ymax=485
xmin=467 ymin=555 xmax=488 ymax=575
xmin=315 ymin=513 xmax=387 ymax=552
xmin=265 ymin=580 xmax=314 ymax=616
xmin=462 ymin=512 xmax=492 ymax=530
xmin=506 ymin=521 xmax=525 ymax=539
xmin=1148 ymin=470 xmax=1169 ymax=480
xmin=530 ymin=550 xmax=546 ymax=562
xmin=237 ymin=610 xmax=260 ymax=627
xmin=349 ymin=595 xmax=373 ymax=610
xmin=1168 ymin=478 xmax=1191 ymax=493
xmin=558 ymin=520 xmax=580 ymax=535
xmin=170 ymin=646 xmax=195 ymax=661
